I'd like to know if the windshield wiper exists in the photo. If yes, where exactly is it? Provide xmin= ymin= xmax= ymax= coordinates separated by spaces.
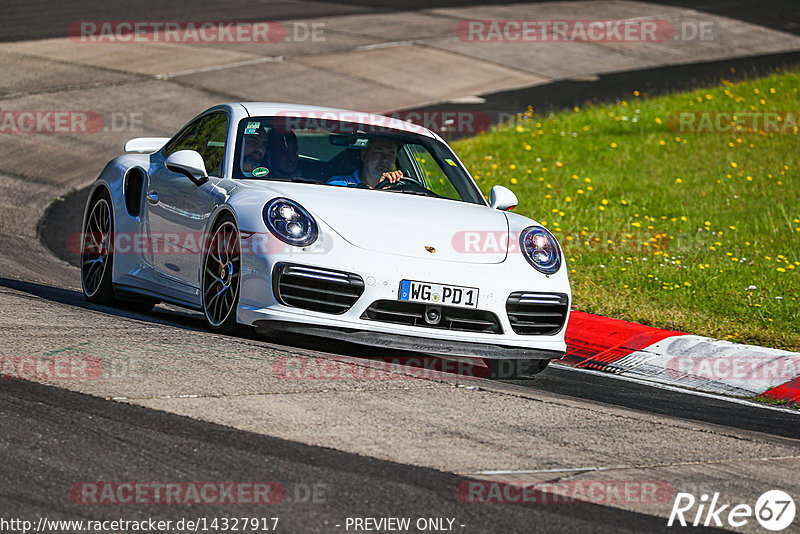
xmin=256 ymin=176 xmax=329 ymax=185
xmin=385 ymin=189 xmax=436 ymax=197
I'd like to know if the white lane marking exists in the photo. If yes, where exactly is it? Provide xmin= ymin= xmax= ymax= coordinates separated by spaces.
xmin=155 ymin=56 xmax=284 ymax=80
xmin=475 ymin=455 xmax=800 ymax=476
xmin=553 ymin=363 xmax=800 ymax=415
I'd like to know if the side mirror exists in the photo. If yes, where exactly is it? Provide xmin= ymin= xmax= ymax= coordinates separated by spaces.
xmin=165 ymin=150 xmax=208 ymax=185
xmin=489 ymin=185 xmax=518 ymax=211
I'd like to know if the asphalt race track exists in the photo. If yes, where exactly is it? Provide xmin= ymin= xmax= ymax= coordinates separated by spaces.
xmin=2 ymin=1 xmax=800 ymax=533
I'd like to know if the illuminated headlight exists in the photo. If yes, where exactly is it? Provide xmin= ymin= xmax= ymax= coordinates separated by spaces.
xmin=519 ymin=226 xmax=561 ymax=274
xmin=263 ymin=198 xmax=318 ymax=247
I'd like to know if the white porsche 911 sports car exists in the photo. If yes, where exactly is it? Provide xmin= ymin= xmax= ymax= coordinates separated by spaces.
xmin=81 ymin=103 xmax=570 ymax=376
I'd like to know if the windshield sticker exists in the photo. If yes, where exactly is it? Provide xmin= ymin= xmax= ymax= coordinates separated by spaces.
xmin=252 ymin=167 xmax=268 ymax=177
xmin=445 ymin=158 xmax=457 ymax=166
xmin=244 ymin=128 xmax=257 ymax=135
xmin=207 ymin=141 xmax=225 ymax=147
xmin=246 ymin=122 xmax=260 ymax=129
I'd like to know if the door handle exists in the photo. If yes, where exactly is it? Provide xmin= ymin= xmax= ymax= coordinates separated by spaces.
xmin=146 ymin=190 xmax=159 ymax=203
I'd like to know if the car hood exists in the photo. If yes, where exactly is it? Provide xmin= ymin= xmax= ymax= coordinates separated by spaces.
xmin=249 ymin=182 xmax=509 ymax=264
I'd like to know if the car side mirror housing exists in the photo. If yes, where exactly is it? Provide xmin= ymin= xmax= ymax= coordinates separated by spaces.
xmin=165 ymin=150 xmax=209 ymax=185
xmin=489 ymin=185 xmax=518 ymax=211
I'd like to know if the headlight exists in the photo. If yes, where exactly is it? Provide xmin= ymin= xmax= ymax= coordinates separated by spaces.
xmin=519 ymin=226 xmax=561 ymax=274
xmin=263 ymin=198 xmax=318 ymax=247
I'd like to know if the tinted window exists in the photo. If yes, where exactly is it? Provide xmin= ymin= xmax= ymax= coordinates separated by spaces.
xmin=165 ymin=112 xmax=228 ymax=176
xmin=230 ymin=116 xmax=485 ymax=205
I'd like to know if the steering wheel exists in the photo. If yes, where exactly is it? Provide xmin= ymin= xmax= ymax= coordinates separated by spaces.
xmin=375 ymin=177 xmax=432 ymax=195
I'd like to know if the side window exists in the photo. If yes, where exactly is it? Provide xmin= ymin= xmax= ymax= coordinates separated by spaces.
xmin=164 ymin=112 xmax=228 ymax=177
xmin=403 ymin=144 xmax=460 ymax=200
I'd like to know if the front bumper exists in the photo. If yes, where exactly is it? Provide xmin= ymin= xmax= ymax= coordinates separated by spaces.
xmin=237 ymin=230 xmax=571 ymax=359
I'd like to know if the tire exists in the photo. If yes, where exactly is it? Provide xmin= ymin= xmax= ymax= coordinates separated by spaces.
xmin=81 ymin=188 xmax=159 ymax=314
xmin=81 ymin=189 xmax=116 ymax=305
xmin=201 ymin=213 xmax=241 ymax=334
xmin=489 ymin=358 xmax=550 ymax=379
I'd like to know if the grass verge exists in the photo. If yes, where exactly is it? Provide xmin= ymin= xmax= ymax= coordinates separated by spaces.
xmin=453 ymin=66 xmax=800 ymax=351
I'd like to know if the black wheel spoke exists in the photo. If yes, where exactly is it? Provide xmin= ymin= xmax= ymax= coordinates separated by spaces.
xmin=82 ymin=198 xmax=111 ymax=298
xmin=203 ymin=220 xmax=240 ymax=328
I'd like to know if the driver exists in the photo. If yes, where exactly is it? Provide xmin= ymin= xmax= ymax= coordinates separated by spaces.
xmin=240 ymin=126 xmax=269 ymax=175
xmin=327 ymin=137 xmax=404 ymax=189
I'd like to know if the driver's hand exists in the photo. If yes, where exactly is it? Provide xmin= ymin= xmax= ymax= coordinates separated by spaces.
xmin=379 ymin=170 xmax=403 ymax=187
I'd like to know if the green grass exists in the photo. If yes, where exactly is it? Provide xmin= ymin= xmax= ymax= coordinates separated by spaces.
xmin=452 ymin=67 xmax=800 ymax=351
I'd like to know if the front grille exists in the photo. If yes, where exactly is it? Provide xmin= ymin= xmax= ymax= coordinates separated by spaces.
xmin=361 ymin=300 xmax=502 ymax=334
xmin=273 ymin=263 xmax=364 ymax=314
xmin=506 ymin=292 xmax=569 ymax=335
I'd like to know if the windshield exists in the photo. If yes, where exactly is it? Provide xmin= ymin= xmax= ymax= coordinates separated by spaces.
xmin=231 ymin=116 xmax=485 ymax=205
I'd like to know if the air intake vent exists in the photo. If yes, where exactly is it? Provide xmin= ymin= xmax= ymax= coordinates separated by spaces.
xmin=362 ymin=300 xmax=502 ymax=334
xmin=506 ymin=292 xmax=569 ymax=335
xmin=273 ymin=263 xmax=364 ymax=314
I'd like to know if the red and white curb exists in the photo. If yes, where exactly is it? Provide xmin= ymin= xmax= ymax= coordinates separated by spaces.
xmin=560 ymin=311 xmax=800 ymax=404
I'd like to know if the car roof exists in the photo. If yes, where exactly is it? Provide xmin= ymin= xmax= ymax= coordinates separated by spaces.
xmin=236 ymin=102 xmax=437 ymax=139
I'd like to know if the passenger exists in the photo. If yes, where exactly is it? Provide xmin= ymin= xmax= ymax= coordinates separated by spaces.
xmin=328 ymin=137 xmax=403 ymax=189
xmin=265 ymin=129 xmax=300 ymax=178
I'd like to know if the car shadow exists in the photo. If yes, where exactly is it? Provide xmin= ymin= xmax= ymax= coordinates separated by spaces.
xmin=0 ymin=276 xmax=491 ymax=379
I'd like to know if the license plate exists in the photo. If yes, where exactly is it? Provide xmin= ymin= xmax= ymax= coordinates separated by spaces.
xmin=399 ymin=280 xmax=479 ymax=308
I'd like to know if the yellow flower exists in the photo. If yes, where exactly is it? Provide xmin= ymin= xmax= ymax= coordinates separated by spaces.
xmin=659 ymin=140 xmax=666 ymax=146
xmin=584 ymin=177 xmax=591 ymax=183
xmin=777 ymin=268 xmax=786 ymax=273
xmin=565 ymin=196 xmax=572 ymax=202
xmin=655 ymin=117 xmax=662 ymax=124
xmin=610 ymin=142 xmax=618 ymax=148
xmin=510 ymin=164 xmax=516 ymax=170
xmin=510 ymin=178 xmax=518 ymax=185
xmin=524 ymin=144 xmax=532 ymax=150
xmin=730 ymin=162 xmax=738 ymax=168
xmin=601 ymin=199 xmax=608 ymax=205
xmin=675 ymin=178 xmax=683 ymax=184
xmin=515 ymin=125 xmax=524 ymax=133
xmin=599 ymin=206 xmax=606 ymax=211
xmin=621 ymin=200 xmax=628 ymax=205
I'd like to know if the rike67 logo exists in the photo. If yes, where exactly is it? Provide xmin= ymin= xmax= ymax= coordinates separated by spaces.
xmin=668 ymin=490 xmax=796 ymax=531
